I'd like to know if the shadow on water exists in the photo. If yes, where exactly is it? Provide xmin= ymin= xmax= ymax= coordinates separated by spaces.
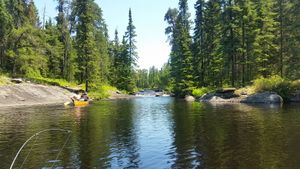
xmin=1 ymin=99 xmax=300 ymax=168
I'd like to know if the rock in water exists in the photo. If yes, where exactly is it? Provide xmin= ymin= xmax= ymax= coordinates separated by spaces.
xmin=185 ymin=96 xmax=195 ymax=102
xmin=11 ymin=78 xmax=23 ymax=83
xmin=241 ymin=92 xmax=283 ymax=104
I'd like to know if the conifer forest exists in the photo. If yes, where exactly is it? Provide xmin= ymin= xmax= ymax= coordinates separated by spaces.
xmin=0 ymin=0 xmax=300 ymax=96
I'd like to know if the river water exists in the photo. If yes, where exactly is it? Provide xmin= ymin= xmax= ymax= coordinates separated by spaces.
xmin=1 ymin=97 xmax=300 ymax=169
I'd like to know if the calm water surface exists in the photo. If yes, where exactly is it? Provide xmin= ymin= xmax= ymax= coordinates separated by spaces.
xmin=1 ymin=97 xmax=300 ymax=168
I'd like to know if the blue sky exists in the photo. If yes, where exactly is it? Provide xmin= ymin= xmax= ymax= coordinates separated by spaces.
xmin=34 ymin=0 xmax=196 ymax=69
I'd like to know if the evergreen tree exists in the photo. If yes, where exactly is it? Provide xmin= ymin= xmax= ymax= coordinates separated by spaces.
xmin=56 ymin=0 xmax=73 ymax=80
xmin=164 ymin=8 xmax=180 ymax=93
xmin=109 ymin=29 xmax=121 ymax=86
xmin=177 ymin=0 xmax=194 ymax=95
xmin=193 ymin=0 xmax=205 ymax=86
xmin=202 ymin=0 xmax=223 ymax=86
xmin=117 ymin=8 xmax=138 ymax=92
xmin=165 ymin=0 xmax=194 ymax=96
xmin=284 ymin=0 xmax=300 ymax=79
xmin=6 ymin=0 xmax=27 ymax=28
xmin=5 ymin=1 xmax=48 ymax=77
xmin=72 ymin=0 xmax=109 ymax=88
xmin=158 ymin=63 xmax=171 ymax=90
xmin=118 ymin=36 xmax=135 ymax=92
xmin=26 ymin=0 xmax=39 ymax=27
xmin=44 ymin=19 xmax=64 ymax=78
xmin=253 ymin=0 xmax=278 ymax=77
xmin=0 ymin=0 xmax=12 ymax=68
xmin=136 ymin=69 xmax=149 ymax=89
xmin=124 ymin=8 xmax=138 ymax=66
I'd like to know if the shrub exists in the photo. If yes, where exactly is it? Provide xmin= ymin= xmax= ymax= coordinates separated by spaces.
xmin=252 ymin=75 xmax=296 ymax=100
xmin=89 ymin=84 xmax=117 ymax=99
xmin=235 ymin=86 xmax=255 ymax=95
xmin=0 ymin=74 xmax=12 ymax=86
xmin=192 ymin=87 xmax=212 ymax=97
xmin=29 ymin=77 xmax=80 ymax=89
xmin=291 ymin=80 xmax=300 ymax=91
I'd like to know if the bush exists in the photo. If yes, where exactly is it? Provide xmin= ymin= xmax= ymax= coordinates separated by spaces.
xmin=252 ymin=75 xmax=296 ymax=100
xmin=292 ymin=80 xmax=300 ymax=91
xmin=89 ymin=84 xmax=117 ymax=99
xmin=0 ymin=74 xmax=12 ymax=86
xmin=29 ymin=77 xmax=80 ymax=89
xmin=235 ymin=86 xmax=255 ymax=95
xmin=192 ymin=87 xmax=212 ymax=97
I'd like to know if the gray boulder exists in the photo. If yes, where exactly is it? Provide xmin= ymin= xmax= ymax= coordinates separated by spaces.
xmin=289 ymin=91 xmax=300 ymax=102
xmin=199 ymin=92 xmax=241 ymax=103
xmin=185 ymin=95 xmax=195 ymax=102
xmin=241 ymin=92 xmax=283 ymax=104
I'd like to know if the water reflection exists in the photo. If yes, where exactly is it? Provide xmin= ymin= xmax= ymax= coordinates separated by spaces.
xmin=1 ymin=99 xmax=300 ymax=168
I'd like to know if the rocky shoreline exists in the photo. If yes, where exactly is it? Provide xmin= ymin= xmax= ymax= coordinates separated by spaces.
xmin=0 ymin=83 xmax=73 ymax=108
xmin=0 ymin=82 xmax=135 ymax=108
xmin=199 ymin=91 xmax=284 ymax=104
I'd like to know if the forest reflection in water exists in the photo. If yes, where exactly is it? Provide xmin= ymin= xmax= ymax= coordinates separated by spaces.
xmin=1 ymin=97 xmax=300 ymax=168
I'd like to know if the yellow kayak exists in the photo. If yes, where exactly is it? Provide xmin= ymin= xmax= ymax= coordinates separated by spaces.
xmin=73 ymin=100 xmax=89 ymax=107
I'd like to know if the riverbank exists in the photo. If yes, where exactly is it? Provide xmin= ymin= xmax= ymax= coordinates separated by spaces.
xmin=0 ymin=83 xmax=73 ymax=108
xmin=191 ymin=76 xmax=300 ymax=104
xmin=0 ymin=80 xmax=135 ymax=108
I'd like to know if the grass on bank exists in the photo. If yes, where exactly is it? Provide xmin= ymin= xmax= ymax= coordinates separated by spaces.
xmin=88 ymin=84 xmax=117 ymax=99
xmin=0 ymin=74 xmax=12 ymax=86
xmin=28 ymin=76 xmax=118 ymax=99
xmin=28 ymin=76 xmax=81 ymax=89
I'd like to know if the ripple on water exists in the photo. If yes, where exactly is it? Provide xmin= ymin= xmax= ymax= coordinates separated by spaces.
xmin=2 ymin=99 xmax=300 ymax=168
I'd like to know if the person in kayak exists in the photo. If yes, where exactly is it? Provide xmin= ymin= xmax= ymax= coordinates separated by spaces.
xmin=80 ymin=92 xmax=89 ymax=101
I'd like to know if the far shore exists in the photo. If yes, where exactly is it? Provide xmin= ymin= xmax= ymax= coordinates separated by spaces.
xmin=0 ymin=82 xmax=137 ymax=108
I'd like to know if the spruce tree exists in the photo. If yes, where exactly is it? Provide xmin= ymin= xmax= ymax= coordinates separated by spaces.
xmin=56 ymin=0 xmax=73 ymax=80
xmin=253 ymin=0 xmax=278 ymax=77
xmin=165 ymin=0 xmax=194 ymax=96
xmin=121 ymin=8 xmax=138 ymax=92
xmin=124 ymin=8 xmax=138 ymax=66
xmin=72 ymin=0 xmax=109 ymax=88
xmin=284 ymin=0 xmax=300 ymax=79
xmin=193 ymin=0 xmax=205 ymax=87
xmin=0 ymin=0 xmax=12 ymax=68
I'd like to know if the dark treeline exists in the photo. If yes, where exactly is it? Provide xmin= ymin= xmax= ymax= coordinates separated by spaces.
xmin=0 ymin=0 xmax=138 ymax=92
xmin=165 ymin=0 xmax=300 ymax=96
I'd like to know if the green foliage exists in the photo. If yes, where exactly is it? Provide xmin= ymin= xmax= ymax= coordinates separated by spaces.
xmin=109 ymin=9 xmax=138 ymax=93
xmin=165 ymin=0 xmax=194 ymax=97
xmin=0 ymin=73 xmax=12 ymax=86
xmin=165 ymin=0 xmax=300 ymax=97
xmin=28 ymin=76 xmax=80 ymax=89
xmin=252 ymin=75 xmax=295 ymax=99
xmin=89 ymin=84 xmax=117 ymax=99
xmin=192 ymin=87 xmax=212 ymax=97
xmin=135 ymin=63 xmax=171 ymax=91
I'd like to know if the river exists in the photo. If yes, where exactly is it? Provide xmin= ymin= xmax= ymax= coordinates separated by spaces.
xmin=1 ymin=97 xmax=300 ymax=168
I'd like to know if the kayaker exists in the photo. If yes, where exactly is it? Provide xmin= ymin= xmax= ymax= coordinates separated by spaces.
xmin=80 ymin=92 xmax=89 ymax=101
xmin=71 ymin=92 xmax=81 ymax=101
